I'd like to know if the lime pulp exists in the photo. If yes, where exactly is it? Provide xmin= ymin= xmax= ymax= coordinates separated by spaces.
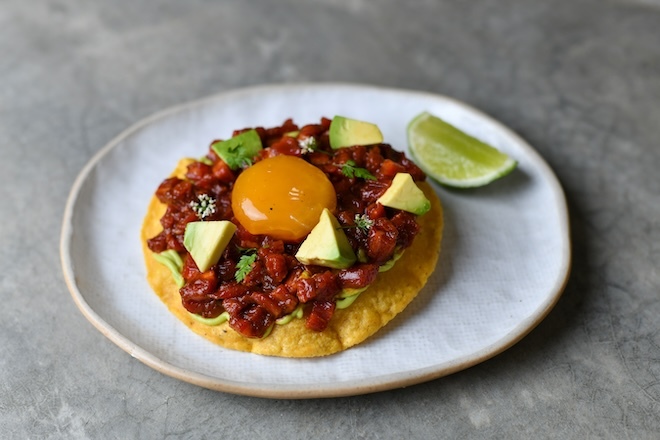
xmin=407 ymin=111 xmax=517 ymax=188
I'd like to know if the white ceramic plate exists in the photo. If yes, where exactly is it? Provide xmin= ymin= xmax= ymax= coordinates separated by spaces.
xmin=61 ymin=83 xmax=570 ymax=398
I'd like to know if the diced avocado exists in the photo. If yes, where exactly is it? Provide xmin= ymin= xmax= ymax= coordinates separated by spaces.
xmin=377 ymin=173 xmax=431 ymax=215
xmin=329 ymin=116 xmax=384 ymax=150
xmin=211 ymin=129 xmax=263 ymax=170
xmin=295 ymin=208 xmax=357 ymax=269
xmin=183 ymin=220 xmax=237 ymax=272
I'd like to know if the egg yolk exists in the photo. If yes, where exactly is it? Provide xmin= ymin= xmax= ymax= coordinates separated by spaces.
xmin=231 ymin=155 xmax=337 ymax=241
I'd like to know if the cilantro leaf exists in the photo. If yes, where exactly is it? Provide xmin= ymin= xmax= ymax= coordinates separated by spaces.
xmin=235 ymin=252 xmax=257 ymax=283
xmin=340 ymin=160 xmax=376 ymax=180
xmin=223 ymin=142 xmax=253 ymax=169
xmin=211 ymin=129 xmax=262 ymax=170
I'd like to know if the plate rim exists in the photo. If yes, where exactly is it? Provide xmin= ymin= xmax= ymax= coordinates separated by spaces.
xmin=60 ymin=82 xmax=571 ymax=399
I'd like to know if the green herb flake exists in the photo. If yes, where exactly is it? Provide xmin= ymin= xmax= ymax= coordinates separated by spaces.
xmin=354 ymin=213 xmax=374 ymax=231
xmin=223 ymin=142 xmax=253 ymax=169
xmin=211 ymin=129 xmax=263 ymax=170
xmin=235 ymin=252 xmax=257 ymax=283
xmin=189 ymin=193 xmax=217 ymax=220
xmin=298 ymin=136 xmax=318 ymax=154
xmin=340 ymin=160 xmax=376 ymax=180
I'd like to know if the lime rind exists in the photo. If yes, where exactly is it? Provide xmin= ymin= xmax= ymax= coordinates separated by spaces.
xmin=408 ymin=111 xmax=517 ymax=188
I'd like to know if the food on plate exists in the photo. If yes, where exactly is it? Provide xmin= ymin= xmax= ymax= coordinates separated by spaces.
xmin=231 ymin=154 xmax=336 ymax=241
xmin=141 ymin=116 xmax=443 ymax=357
xmin=377 ymin=172 xmax=431 ymax=215
xmin=408 ymin=111 xmax=517 ymax=188
xmin=329 ymin=115 xmax=384 ymax=149
xmin=183 ymin=221 xmax=236 ymax=272
xmin=295 ymin=208 xmax=357 ymax=269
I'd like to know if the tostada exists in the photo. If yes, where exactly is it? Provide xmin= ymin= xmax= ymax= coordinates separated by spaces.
xmin=141 ymin=116 xmax=443 ymax=357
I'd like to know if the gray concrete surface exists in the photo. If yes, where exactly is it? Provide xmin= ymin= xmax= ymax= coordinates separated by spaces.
xmin=2 ymin=0 xmax=659 ymax=438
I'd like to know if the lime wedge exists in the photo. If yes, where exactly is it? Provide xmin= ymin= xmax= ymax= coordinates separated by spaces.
xmin=407 ymin=111 xmax=517 ymax=188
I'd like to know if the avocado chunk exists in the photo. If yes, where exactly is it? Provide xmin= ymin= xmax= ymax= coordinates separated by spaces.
xmin=183 ymin=220 xmax=237 ymax=272
xmin=377 ymin=173 xmax=431 ymax=215
xmin=329 ymin=116 xmax=384 ymax=150
xmin=295 ymin=208 xmax=357 ymax=269
xmin=211 ymin=129 xmax=263 ymax=170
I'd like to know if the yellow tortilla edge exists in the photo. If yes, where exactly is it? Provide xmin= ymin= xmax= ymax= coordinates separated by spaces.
xmin=140 ymin=158 xmax=443 ymax=358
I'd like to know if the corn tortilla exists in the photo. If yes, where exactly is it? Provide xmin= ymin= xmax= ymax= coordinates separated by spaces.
xmin=141 ymin=158 xmax=443 ymax=357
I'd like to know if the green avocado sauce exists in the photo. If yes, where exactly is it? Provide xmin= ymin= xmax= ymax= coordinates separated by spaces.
xmin=189 ymin=311 xmax=229 ymax=325
xmin=152 ymin=250 xmax=185 ymax=288
xmin=275 ymin=304 xmax=304 ymax=325
xmin=198 ymin=156 xmax=213 ymax=166
xmin=153 ymin=249 xmax=403 ymax=328
xmin=336 ymin=291 xmax=362 ymax=309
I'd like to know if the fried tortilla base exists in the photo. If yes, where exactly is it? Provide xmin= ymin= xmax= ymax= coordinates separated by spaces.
xmin=140 ymin=158 xmax=443 ymax=357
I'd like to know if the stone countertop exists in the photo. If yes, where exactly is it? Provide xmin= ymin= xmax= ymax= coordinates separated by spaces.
xmin=2 ymin=0 xmax=659 ymax=438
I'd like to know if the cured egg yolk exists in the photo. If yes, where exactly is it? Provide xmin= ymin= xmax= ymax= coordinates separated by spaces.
xmin=231 ymin=155 xmax=337 ymax=242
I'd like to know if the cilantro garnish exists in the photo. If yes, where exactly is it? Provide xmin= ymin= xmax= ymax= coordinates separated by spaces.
xmin=298 ymin=137 xmax=318 ymax=154
xmin=298 ymin=136 xmax=331 ymax=156
xmin=340 ymin=160 xmax=376 ymax=180
xmin=354 ymin=213 xmax=374 ymax=231
xmin=338 ymin=213 xmax=374 ymax=232
xmin=189 ymin=194 xmax=217 ymax=220
xmin=211 ymin=130 xmax=263 ymax=170
xmin=223 ymin=142 xmax=254 ymax=169
xmin=235 ymin=252 xmax=257 ymax=283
